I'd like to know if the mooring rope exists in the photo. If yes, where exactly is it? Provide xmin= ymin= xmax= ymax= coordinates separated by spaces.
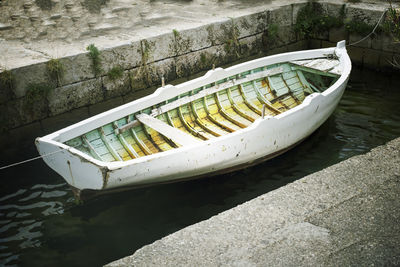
xmin=347 ymin=8 xmax=388 ymax=47
xmin=0 ymin=148 xmax=68 ymax=171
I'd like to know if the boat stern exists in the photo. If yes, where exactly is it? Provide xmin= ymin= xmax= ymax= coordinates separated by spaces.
xmin=35 ymin=136 xmax=107 ymax=191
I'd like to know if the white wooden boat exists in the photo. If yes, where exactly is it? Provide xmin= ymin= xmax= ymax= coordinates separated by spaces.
xmin=36 ymin=41 xmax=351 ymax=198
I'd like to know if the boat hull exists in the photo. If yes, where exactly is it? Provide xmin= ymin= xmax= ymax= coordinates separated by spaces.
xmin=36 ymin=41 xmax=351 ymax=194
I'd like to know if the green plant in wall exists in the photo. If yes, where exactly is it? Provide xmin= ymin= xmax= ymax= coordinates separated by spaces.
xmin=0 ymin=69 xmax=14 ymax=93
xmin=86 ymin=44 xmax=102 ymax=77
xmin=172 ymin=29 xmax=192 ymax=55
xmin=200 ymin=53 xmax=207 ymax=65
xmin=107 ymin=66 xmax=124 ymax=81
xmin=263 ymin=23 xmax=279 ymax=47
xmin=383 ymin=3 xmax=400 ymax=42
xmin=47 ymin=58 xmax=64 ymax=86
xmin=344 ymin=19 xmax=375 ymax=36
xmin=173 ymin=29 xmax=179 ymax=38
xmin=24 ymin=83 xmax=53 ymax=111
xmin=382 ymin=2 xmax=400 ymax=69
xmin=224 ymin=18 xmax=241 ymax=58
xmin=294 ymin=2 xmax=344 ymax=39
xmin=131 ymin=40 xmax=153 ymax=89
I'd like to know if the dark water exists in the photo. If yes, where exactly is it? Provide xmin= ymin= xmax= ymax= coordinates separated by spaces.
xmin=1 ymin=67 xmax=400 ymax=266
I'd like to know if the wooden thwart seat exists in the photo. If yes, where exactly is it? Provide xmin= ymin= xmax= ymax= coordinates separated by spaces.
xmin=136 ymin=113 xmax=203 ymax=147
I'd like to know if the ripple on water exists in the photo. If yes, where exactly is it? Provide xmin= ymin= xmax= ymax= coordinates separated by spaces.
xmin=0 ymin=182 xmax=70 ymax=265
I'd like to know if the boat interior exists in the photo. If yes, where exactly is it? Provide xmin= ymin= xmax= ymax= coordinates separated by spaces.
xmin=65 ymin=59 xmax=340 ymax=162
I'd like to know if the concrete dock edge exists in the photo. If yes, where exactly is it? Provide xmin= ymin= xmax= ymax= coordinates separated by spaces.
xmin=107 ymin=137 xmax=400 ymax=266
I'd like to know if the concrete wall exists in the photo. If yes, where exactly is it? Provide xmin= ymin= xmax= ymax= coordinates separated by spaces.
xmin=0 ymin=0 xmax=399 ymax=160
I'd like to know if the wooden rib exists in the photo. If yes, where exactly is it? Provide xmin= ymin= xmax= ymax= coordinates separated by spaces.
xmin=165 ymin=111 xmax=175 ymax=127
xmin=177 ymin=105 xmax=208 ymax=140
xmin=226 ymin=87 xmax=255 ymax=122
xmin=131 ymin=128 xmax=152 ymax=155
xmin=281 ymin=74 xmax=300 ymax=105
xmin=295 ymin=70 xmax=313 ymax=94
xmin=266 ymin=77 xmax=278 ymax=97
xmin=190 ymin=100 xmax=221 ymax=137
xmin=267 ymin=77 xmax=289 ymax=110
xmin=250 ymin=81 xmax=282 ymax=114
xmin=125 ymin=117 xmax=152 ymax=155
xmin=296 ymin=70 xmax=321 ymax=92
xmin=214 ymin=92 xmax=247 ymax=128
xmin=82 ymin=135 xmax=103 ymax=161
xmin=141 ymin=123 xmax=165 ymax=152
xmin=203 ymin=96 xmax=236 ymax=132
xmin=117 ymin=133 xmax=139 ymax=159
xmin=237 ymin=84 xmax=262 ymax=115
xmin=99 ymin=127 xmax=123 ymax=161
xmin=112 ymin=122 xmax=141 ymax=159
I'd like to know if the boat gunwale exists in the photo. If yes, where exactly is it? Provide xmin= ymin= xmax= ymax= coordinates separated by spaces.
xmin=37 ymin=42 xmax=351 ymax=170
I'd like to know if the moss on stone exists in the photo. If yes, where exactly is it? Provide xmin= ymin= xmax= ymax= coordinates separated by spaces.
xmin=0 ymin=70 xmax=14 ymax=93
xmin=200 ymin=53 xmax=207 ymax=65
xmin=344 ymin=19 xmax=375 ymax=36
xmin=172 ymin=29 xmax=192 ymax=55
xmin=294 ymin=3 xmax=344 ymax=39
xmin=223 ymin=18 xmax=241 ymax=58
xmin=24 ymin=83 xmax=53 ymax=111
xmin=107 ymin=66 xmax=124 ymax=80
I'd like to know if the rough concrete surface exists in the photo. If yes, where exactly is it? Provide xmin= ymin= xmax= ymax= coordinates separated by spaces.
xmin=107 ymin=137 xmax=400 ymax=266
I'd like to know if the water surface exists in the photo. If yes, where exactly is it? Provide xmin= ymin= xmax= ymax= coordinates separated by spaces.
xmin=0 ymin=67 xmax=399 ymax=266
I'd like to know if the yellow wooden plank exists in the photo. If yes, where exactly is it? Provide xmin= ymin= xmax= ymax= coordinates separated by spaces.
xmin=203 ymin=96 xmax=237 ymax=132
xmin=177 ymin=105 xmax=209 ymax=140
xmin=214 ymin=92 xmax=247 ymax=128
xmin=227 ymin=87 xmax=256 ymax=122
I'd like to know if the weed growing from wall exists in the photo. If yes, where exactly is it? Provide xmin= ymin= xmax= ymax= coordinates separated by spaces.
xmin=294 ymin=3 xmax=344 ymax=38
xmin=344 ymin=19 xmax=375 ymax=36
xmin=382 ymin=2 xmax=400 ymax=69
xmin=24 ymin=83 xmax=53 ymax=111
xmin=107 ymin=66 xmax=124 ymax=80
xmin=86 ymin=44 xmax=102 ymax=77
xmin=172 ymin=29 xmax=192 ymax=55
xmin=200 ymin=53 xmax=207 ymax=65
xmin=383 ymin=3 xmax=400 ymax=42
xmin=0 ymin=70 xmax=14 ymax=94
xmin=130 ymin=40 xmax=154 ymax=89
xmin=47 ymin=58 xmax=64 ymax=86
xmin=224 ymin=18 xmax=241 ymax=58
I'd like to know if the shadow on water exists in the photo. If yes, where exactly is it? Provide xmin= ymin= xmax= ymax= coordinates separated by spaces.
xmin=1 ymin=67 xmax=400 ymax=266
